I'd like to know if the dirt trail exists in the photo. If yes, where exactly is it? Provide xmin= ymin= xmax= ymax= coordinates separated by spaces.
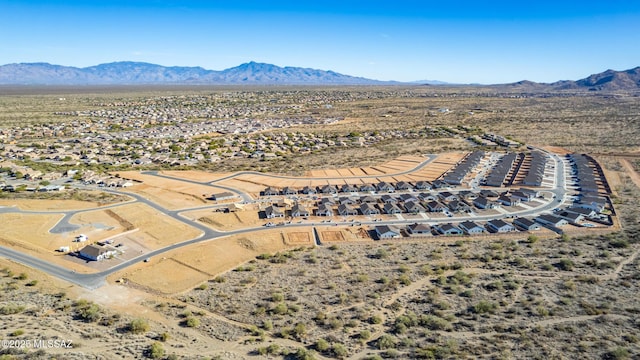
xmin=620 ymin=158 xmax=640 ymax=189
xmin=599 ymin=247 xmax=640 ymax=281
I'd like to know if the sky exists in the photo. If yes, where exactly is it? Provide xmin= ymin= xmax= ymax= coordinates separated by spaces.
xmin=1 ymin=0 xmax=639 ymax=84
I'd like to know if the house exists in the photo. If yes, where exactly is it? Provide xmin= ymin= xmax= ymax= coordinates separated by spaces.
xmin=315 ymin=203 xmax=334 ymax=217
xmin=78 ymin=244 xmax=116 ymax=261
xmin=376 ymin=182 xmax=395 ymax=193
xmin=320 ymin=197 xmax=336 ymax=206
xmin=209 ymin=192 xmax=236 ymax=201
xmin=418 ymin=193 xmax=438 ymax=202
xmin=282 ymin=187 xmax=297 ymax=195
xmin=263 ymin=187 xmax=280 ymax=196
xmin=338 ymin=196 xmax=357 ymax=205
xmin=360 ymin=203 xmax=380 ymax=215
xmin=565 ymin=206 xmax=598 ymax=218
xmin=498 ymin=195 xmax=521 ymax=207
xmin=359 ymin=195 xmax=377 ymax=203
xmin=404 ymin=201 xmax=426 ymax=213
xmin=431 ymin=179 xmax=448 ymax=189
xmin=458 ymin=190 xmax=478 ymax=200
xmin=264 ymin=205 xmax=284 ymax=219
xmin=513 ymin=217 xmax=541 ymax=231
xmin=575 ymin=196 xmax=606 ymax=213
xmin=291 ymin=204 xmax=310 ymax=217
xmin=395 ymin=181 xmax=413 ymax=191
xmin=433 ymin=223 xmax=463 ymax=235
xmin=535 ymin=214 xmax=568 ymax=227
xmin=337 ymin=204 xmax=358 ymax=216
xmin=459 ymin=221 xmax=485 ymax=235
xmin=447 ymin=200 xmax=471 ymax=213
xmin=486 ymin=219 xmax=516 ymax=233
xmin=557 ymin=211 xmax=584 ymax=225
xmin=518 ymin=188 xmax=540 ymax=199
xmin=426 ymin=201 xmax=447 ymax=213
xmin=510 ymin=190 xmax=533 ymax=202
xmin=480 ymin=190 xmax=499 ymax=198
xmin=438 ymin=192 xmax=458 ymax=202
xmin=340 ymin=184 xmax=358 ymax=193
xmin=399 ymin=193 xmax=419 ymax=203
xmin=407 ymin=223 xmax=432 ymax=235
xmin=473 ymin=196 xmax=499 ymax=210
xmin=414 ymin=181 xmax=432 ymax=190
xmin=383 ymin=203 xmax=403 ymax=214
xmin=301 ymin=186 xmax=317 ymax=195
xmin=375 ymin=225 xmax=401 ymax=239
xmin=321 ymin=184 xmax=338 ymax=194
xmin=380 ymin=194 xmax=398 ymax=204
xmin=359 ymin=184 xmax=376 ymax=192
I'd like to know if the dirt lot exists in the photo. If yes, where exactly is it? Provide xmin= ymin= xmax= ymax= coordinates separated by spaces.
xmin=0 ymin=212 xmax=65 ymax=252
xmin=117 ymin=230 xmax=299 ymax=294
xmin=107 ymin=203 xmax=203 ymax=249
xmin=116 ymin=171 xmax=231 ymax=210
xmin=0 ymin=198 xmax=108 ymax=211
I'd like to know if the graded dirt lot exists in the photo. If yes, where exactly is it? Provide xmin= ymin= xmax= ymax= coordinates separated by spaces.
xmin=116 ymin=171 xmax=232 ymax=210
xmin=159 ymin=170 xmax=235 ymax=183
xmin=0 ymin=198 xmax=106 ymax=211
xmin=183 ymin=206 xmax=261 ymax=231
xmin=118 ymin=230 xmax=298 ymax=294
xmin=287 ymin=231 xmax=313 ymax=244
xmin=107 ymin=203 xmax=203 ymax=249
xmin=0 ymin=212 xmax=65 ymax=252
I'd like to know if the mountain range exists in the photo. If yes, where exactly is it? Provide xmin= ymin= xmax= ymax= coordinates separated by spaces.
xmin=0 ymin=61 xmax=389 ymax=85
xmin=0 ymin=61 xmax=638 ymax=90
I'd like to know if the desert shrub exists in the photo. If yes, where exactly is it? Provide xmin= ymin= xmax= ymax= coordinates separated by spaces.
xmin=129 ymin=318 xmax=150 ymax=334
xmin=0 ymin=304 xmax=26 ymax=315
xmin=472 ymin=300 xmax=498 ymax=314
xmin=293 ymin=322 xmax=307 ymax=339
xmin=377 ymin=334 xmax=397 ymax=350
xmin=556 ymin=258 xmax=575 ymax=271
xmin=315 ymin=338 xmax=330 ymax=352
xmin=374 ymin=248 xmax=389 ymax=259
xmin=159 ymin=332 xmax=170 ymax=342
xmin=147 ymin=342 xmax=165 ymax=359
xmin=360 ymin=329 xmax=372 ymax=341
xmin=271 ymin=302 xmax=288 ymax=315
xmin=609 ymin=238 xmax=629 ymax=248
xmin=332 ymin=343 xmax=348 ymax=358
xmin=419 ymin=315 xmax=452 ymax=331
xmin=292 ymin=348 xmax=316 ymax=360
xmin=75 ymin=300 xmax=102 ymax=323
xmin=183 ymin=316 xmax=200 ymax=328
xmin=602 ymin=347 xmax=630 ymax=360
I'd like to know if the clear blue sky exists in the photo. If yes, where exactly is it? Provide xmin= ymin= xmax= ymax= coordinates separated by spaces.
xmin=1 ymin=0 xmax=639 ymax=83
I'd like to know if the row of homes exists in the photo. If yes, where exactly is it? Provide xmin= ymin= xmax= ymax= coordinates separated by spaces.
xmin=374 ymin=216 xmax=543 ymax=239
xmin=442 ymin=150 xmax=484 ymax=185
xmin=263 ymin=187 xmax=540 ymax=219
xmin=568 ymin=154 xmax=608 ymax=195
xmin=262 ymin=180 xmax=436 ymax=197
xmin=484 ymin=152 xmax=519 ymax=187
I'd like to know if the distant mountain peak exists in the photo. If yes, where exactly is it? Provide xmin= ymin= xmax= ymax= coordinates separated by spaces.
xmin=504 ymin=66 xmax=640 ymax=91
